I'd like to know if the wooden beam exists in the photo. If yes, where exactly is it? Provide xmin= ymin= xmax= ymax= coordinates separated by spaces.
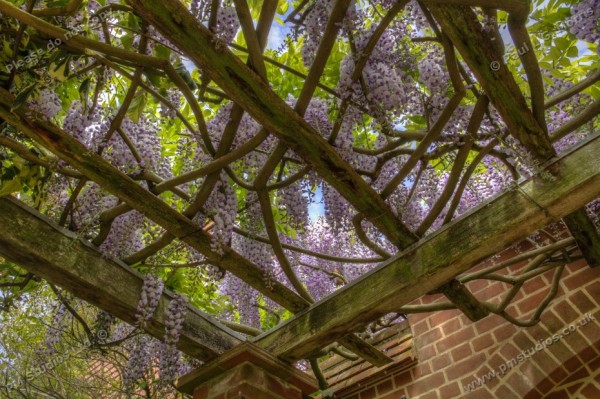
xmin=426 ymin=4 xmax=554 ymax=159
xmin=253 ymin=133 xmax=600 ymax=361
xmin=428 ymin=4 xmax=600 ymax=272
xmin=0 ymin=196 xmax=243 ymax=361
xmin=0 ymin=95 xmax=310 ymax=314
xmin=0 ymin=87 xmax=388 ymax=369
xmin=123 ymin=0 xmax=417 ymax=249
xmin=337 ymin=335 xmax=394 ymax=367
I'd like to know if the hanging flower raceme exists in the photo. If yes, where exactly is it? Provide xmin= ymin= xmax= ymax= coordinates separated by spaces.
xmin=135 ymin=275 xmax=164 ymax=327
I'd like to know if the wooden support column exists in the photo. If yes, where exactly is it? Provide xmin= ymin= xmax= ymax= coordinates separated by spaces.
xmin=176 ymin=343 xmax=318 ymax=398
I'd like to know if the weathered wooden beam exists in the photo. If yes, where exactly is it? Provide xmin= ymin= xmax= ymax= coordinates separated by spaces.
xmin=0 ymin=94 xmax=310 ymax=314
xmin=0 ymin=196 xmax=243 ymax=360
xmin=253 ymin=133 xmax=600 ymax=361
xmin=123 ymin=0 xmax=417 ymax=249
xmin=422 ymin=0 xmax=529 ymax=21
xmin=0 ymin=92 xmax=388 ymax=369
xmin=337 ymin=334 xmax=394 ymax=367
xmin=428 ymin=4 xmax=600 ymax=273
xmin=439 ymin=279 xmax=489 ymax=321
xmin=426 ymin=4 xmax=554 ymax=159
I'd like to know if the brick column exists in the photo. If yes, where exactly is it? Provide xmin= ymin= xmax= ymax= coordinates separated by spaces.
xmin=176 ymin=342 xmax=318 ymax=399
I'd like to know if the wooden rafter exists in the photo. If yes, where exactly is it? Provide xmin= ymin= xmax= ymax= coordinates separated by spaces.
xmin=253 ymin=133 xmax=600 ymax=361
xmin=427 ymin=3 xmax=600 ymax=268
xmin=123 ymin=0 xmax=418 ymax=250
xmin=0 ymin=196 xmax=243 ymax=361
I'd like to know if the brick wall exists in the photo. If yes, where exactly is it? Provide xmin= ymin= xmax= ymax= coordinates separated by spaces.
xmin=338 ymin=243 xmax=600 ymax=399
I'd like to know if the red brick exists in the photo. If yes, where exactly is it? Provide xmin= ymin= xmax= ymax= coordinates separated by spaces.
xmin=462 ymin=388 xmax=495 ymax=399
xmin=418 ymin=392 xmax=438 ymax=399
xmin=578 ymin=317 xmax=600 ymax=346
xmin=472 ymin=333 xmax=495 ymax=352
xmin=406 ymin=372 xmax=444 ymax=396
xmin=476 ymin=281 xmax=507 ymax=302
xmin=436 ymin=325 xmax=476 ymax=353
xmin=548 ymin=365 xmax=569 ymax=385
xmin=418 ymin=327 xmax=443 ymax=348
xmin=411 ymin=319 xmax=429 ymax=337
xmin=507 ymin=371 xmax=535 ymax=396
xmin=375 ymin=378 xmax=394 ymax=395
xmin=499 ymin=342 xmax=520 ymax=362
xmin=475 ymin=314 xmax=504 ymax=335
xmin=445 ymin=352 xmax=486 ymax=381
xmin=494 ymin=384 xmax=519 ymax=398
xmin=379 ymin=390 xmax=407 ymax=399
xmin=541 ymin=309 xmax=569 ymax=333
xmin=441 ymin=317 xmax=462 ymax=336
xmin=517 ymin=289 xmax=548 ymax=315
xmin=564 ymin=354 xmax=583 ymax=373
xmin=563 ymin=264 xmax=600 ymax=291
xmin=439 ymin=382 xmax=461 ymax=398
xmin=536 ymin=376 xmax=554 ymax=394
xmin=522 ymin=275 xmax=547 ymax=296
xmin=417 ymin=343 xmax=437 ymax=361
xmin=513 ymin=331 xmax=535 ymax=351
xmin=578 ymin=344 xmax=598 ymax=364
xmin=467 ymin=279 xmax=489 ymax=294
xmin=407 ymin=314 xmax=429 ymax=326
xmin=584 ymin=280 xmax=600 ymax=301
xmin=411 ymin=362 xmax=432 ymax=379
xmin=567 ymin=382 xmax=585 ymax=394
xmin=523 ymin=388 xmax=543 ymax=399
xmin=546 ymin=389 xmax=569 ymax=399
xmin=431 ymin=352 xmax=451 ymax=371
xmin=359 ymin=387 xmax=376 ymax=399
xmin=525 ymin=323 xmax=551 ymax=342
xmin=529 ymin=344 xmax=561 ymax=375
xmin=581 ymin=383 xmax=600 ymax=397
xmin=451 ymin=342 xmax=472 ymax=362
xmin=553 ymin=299 xmax=580 ymax=325
xmin=429 ymin=309 xmax=461 ymax=328
xmin=393 ymin=370 xmax=411 ymax=389
xmin=569 ymin=290 xmax=596 ymax=314
xmin=493 ymin=322 xmax=517 ymax=343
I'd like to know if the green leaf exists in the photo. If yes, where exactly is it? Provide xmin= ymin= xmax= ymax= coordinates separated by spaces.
xmin=0 ymin=179 xmax=22 ymax=197
xmin=11 ymin=83 xmax=38 ymax=111
xmin=154 ymin=44 xmax=171 ymax=60
xmin=127 ymin=93 xmax=147 ymax=123
xmin=567 ymin=46 xmax=578 ymax=58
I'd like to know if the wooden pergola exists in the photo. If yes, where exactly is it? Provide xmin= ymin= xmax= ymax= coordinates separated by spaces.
xmin=0 ymin=0 xmax=599 ymax=395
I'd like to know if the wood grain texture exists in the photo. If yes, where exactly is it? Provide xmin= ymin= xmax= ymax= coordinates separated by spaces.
xmin=124 ymin=0 xmax=418 ymax=249
xmin=0 ymin=96 xmax=310 ymax=314
xmin=0 ymin=197 xmax=243 ymax=360
xmin=253 ymin=133 xmax=600 ymax=361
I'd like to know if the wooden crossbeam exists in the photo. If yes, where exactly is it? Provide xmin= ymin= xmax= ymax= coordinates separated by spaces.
xmin=0 ymin=93 xmax=310 ymax=314
xmin=0 ymin=92 xmax=389 ymax=368
xmin=0 ymin=196 xmax=243 ymax=361
xmin=253 ymin=133 xmax=600 ymax=361
xmin=123 ymin=0 xmax=417 ymax=249
xmin=428 ymin=4 xmax=600 ymax=269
